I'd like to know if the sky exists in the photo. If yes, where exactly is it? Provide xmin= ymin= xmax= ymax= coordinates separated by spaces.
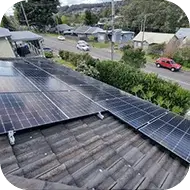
xmin=5 ymin=0 xmax=112 ymax=15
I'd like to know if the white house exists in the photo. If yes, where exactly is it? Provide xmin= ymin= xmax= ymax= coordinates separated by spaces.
xmin=133 ymin=32 xmax=174 ymax=50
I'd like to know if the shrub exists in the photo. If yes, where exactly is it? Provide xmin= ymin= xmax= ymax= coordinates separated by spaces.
xmin=97 ymin=60 xmax=190 ymax=115
xmin=147 ymin=43 xmax=165 ymax=58
xmin=121 ymin=45 xmax=146 ymax=68
xmin=173 ymin=47 xmax=190 ymax=68
xmin=44 ymin=51 xmax=53 ymax=58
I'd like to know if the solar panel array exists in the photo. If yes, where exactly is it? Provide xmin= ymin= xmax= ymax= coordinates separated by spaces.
xmin=0 ymin=59 xmax=104 ymax=135
xmin=0 ymin=57 xmax=190 ymax=164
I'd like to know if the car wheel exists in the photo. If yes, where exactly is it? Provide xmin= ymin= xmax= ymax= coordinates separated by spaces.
xmin=156 ymin=63 xmax=161 ymax=68
xmin=171 ymin=68 xmax=175 ymax=72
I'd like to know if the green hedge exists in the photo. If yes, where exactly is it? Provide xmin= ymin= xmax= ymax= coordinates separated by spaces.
xmin=96 ymin=61 xmax=190 ymax=115
xmin=59 ymin=50 xmax=98 ymax=67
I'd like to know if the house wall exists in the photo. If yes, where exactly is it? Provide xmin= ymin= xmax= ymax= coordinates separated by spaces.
xmin=98 ymin=33 xmax=106 ymax=42
xmin=0 ymin=37 xmax=15 ymax=58
xmin=134 ymin=41 xmax=149 ymax=50
xmin=122 ymin=33 xmax=134 ymax=43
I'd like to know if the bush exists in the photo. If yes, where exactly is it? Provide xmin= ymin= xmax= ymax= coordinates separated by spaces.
xmin=76 ymin=62 xmax=99 ymax=79
xmin=44 ymin=51 xmax=53 ymax=58
xmin=96 ymin=60 xmax=190 ymax=115
xmin=147 ymin=43 xmax=165 ymax=58
xmin=121 ymin=45 xmax=146 ymax=68
xmin=173 ymin=47 xmax=190 ymax=68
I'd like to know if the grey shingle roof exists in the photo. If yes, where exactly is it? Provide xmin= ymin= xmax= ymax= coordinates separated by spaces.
xmin=0 ymin=113 xmax=188 ymax=190
xmin=10 ymin=31 xmax=43 ymax=42
xmin=0 ymin=27 xmax=11 ymax=38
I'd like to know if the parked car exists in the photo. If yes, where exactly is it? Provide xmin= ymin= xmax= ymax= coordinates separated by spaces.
xmin=76 ymin=43 xmax=90 ymax=51
xmin=155 ymin=57 xmax=182 ymax=72
xmin=58 ymin=35 xmax=65 ymax=41
xmin=77 ymin=40 xmax=89 ymax=46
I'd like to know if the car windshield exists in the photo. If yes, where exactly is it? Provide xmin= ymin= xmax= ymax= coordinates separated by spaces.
xmin=170 ymin=60 xmax=176 ymax=64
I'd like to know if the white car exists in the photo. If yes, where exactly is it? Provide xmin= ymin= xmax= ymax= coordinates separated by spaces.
xmin=58 ymin=36 xmax=65 ymax=41
xmin=77 ymin=40 xmax=89 ymax=46
xmin=76 ymin=43 xmax=90 ymax=51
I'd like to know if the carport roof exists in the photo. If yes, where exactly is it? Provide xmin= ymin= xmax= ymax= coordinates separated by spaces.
xmin=10 ymin=31 xmax=43 ymax=42
xmin=0 ymin=27 xmax=11 ymax=38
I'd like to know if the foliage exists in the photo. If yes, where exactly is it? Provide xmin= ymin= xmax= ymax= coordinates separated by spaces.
xmin=0 ymin=15 xmax=17 ymax=31
xmin=44 ymin=51 xmax=53 ymax=58
xmin=61 ymin=15 xmax=69 ymax=24
xmin=59 ymin=50 xmax=99 ymax=67
xmin=76 ymin=62 xmax=99 ymax=79
xmin=96 ymin=60 xmax=190 ymax=115
xmin=14 ymin=0 xmax=60 ymax=31
xmin=173 ymin=47 xmax=190 ymax=68
xmin=121 ymin=45 xmax=146 ymax=68
xmin=147 ymin=43 xmax=166 ymax=58
xmin=122 ymin=0 xmax=189 ymax=33
xmin=84 ymin=10 xmax=99 ymax=26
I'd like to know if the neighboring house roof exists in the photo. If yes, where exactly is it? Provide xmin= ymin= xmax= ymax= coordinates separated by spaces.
xmin=56 ymin=24 xmax=73 ymax=32
xmin=0 ymin=27 xmax=11 ymax=38
xmin=85 ymin=27 xmax=104 ymax=34
xmin=74 ymin=26 xmax=91 ymax=34
xmin=10 ymin=31 xmax=43 ymax=42
xmin=133 ymin=32 xmax=174 ymax=44
xmin=176 ymin=28 xmax=190 ymax=39
xmin=0 ymin=112 xmax=188 ymax=190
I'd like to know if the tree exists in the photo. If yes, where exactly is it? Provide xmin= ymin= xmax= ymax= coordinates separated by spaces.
xmin=14 ymin=0 xmax=60 ymax=30
xmin=121 ymin=0 xmax=189 ymax=33
xmin=84 ymin=10 xmax=99 ymax=26
xmin=121 ymin=45 xmax=146 ymax=68
xmin=61 ymin=15 xmax=69 ymax=24
xmin=0 ymin=15 xmax=17 ymax=31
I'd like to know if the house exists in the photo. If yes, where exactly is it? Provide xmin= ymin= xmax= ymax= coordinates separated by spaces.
xmin=0 ymin=27 xmax=15 ymax=58
xmin=165 ymin=28 xmax=190 ymax=56
xmin=56 ymin=24 xmax=74 ymax=35
xmin=97 ymin=29 xmax=134 ymax=43
xmin=133 ymin=32 xmax=174 ymax=50
xmin=0 ymin=57 xmax=189 ymax=190
xmin=0 ymin=28 xmax=44 ymax=58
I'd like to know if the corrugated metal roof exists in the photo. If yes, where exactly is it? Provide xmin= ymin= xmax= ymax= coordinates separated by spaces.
xmin=56 ymin=24 xmax=73 ymax=31
xmin=0 ymin=27 xmax=11 ymax=38
xmin=133 ymin=32 xmax=174 ymax=44
xmin=10 ymin=31 xmax=43 ymax=42
xmin=74 ymin=26 xmax=91 ymax=34
xmin=176 ymin=28 xmax=190 ymax=39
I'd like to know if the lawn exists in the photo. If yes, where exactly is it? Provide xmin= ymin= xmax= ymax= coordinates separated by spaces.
xmin=90 ymin=42 xmax=110 ymax=49
xmin=52 ymin=57 xmax=76 ymax=70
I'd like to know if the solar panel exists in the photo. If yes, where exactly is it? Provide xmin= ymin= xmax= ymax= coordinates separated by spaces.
xmin=0 ymin=77 xmax=38 ymax=93
xmin=0 ymin=66 xmax=20 ymax=76
xmin=45 ymin=91 xmax=104 ymax=118
xmin=0 ymin=92 xmax=68 ymax=134
xmin=56 ymin=75 xmax=86 ymax=85
xmin=140 ymin=113 xmax=190 ymax=162
xmin=27 ymin=77 xmax=72 ymax=92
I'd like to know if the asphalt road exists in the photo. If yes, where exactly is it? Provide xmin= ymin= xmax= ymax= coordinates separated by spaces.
xmin=43 ymin=36 xmax=190 ymax=90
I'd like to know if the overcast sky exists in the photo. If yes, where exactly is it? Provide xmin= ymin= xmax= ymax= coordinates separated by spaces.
xmin=5 ymin=0 xmax=112 ymax=15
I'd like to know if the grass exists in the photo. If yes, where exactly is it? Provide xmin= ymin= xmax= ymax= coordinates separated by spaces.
xmin=145 ymin=55 xmax=155 ymax=63
xmin=52 ymin=57 xmax=76 ymax=70
xmin=182 ymin=66 xmax=190 ymax=72
xmin=90 ymin=42 xmax=110 ymax=49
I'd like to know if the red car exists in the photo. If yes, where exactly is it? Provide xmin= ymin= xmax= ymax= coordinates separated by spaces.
xmin=155 ymin=57 xmax=182 ymax=72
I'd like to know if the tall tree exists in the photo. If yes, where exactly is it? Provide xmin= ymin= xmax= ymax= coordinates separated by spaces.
xmin=14 ymin=0 xmax=60 ymax=30
xmin=0 ymin=15 xmax=17 ymax=31
xmin=84 ymin=10 xmax=99 ymax=26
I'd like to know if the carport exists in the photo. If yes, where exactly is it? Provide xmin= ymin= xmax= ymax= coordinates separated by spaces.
xmin=10 ymin=31 xmax=44 ymax=57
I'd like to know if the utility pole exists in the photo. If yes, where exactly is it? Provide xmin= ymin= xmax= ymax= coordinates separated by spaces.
xmin=141 ymin=14 xmax=147 ymax=49
xmin=20 ymin=1 xmax=30 ymax=29
xmin=111 ymin=0 xmax=115 ymax=61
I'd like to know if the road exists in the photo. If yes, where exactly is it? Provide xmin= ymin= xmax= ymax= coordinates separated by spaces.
xmin=43 ymin=36 xmax=190 ymax=90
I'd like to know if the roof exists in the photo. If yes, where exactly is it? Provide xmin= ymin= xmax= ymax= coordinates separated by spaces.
xmin=0 ymin=112 xmax=188 ymax=190
xmin=10 ymin=31 xmax=43 ymax=42
xmin=0 ymin=27 xmax=11 ymax=38
xmin=56 ymin=24 xmax=73 ymax=31
xmin=133 ymin=32 xmax=174 ymax=44
xmin=74 ymin=26 xmax=91 ymax=34
xmin=176 ymin=28 xmax=190 ymax=39
xmin=85 ymin=27 xmax=104 ymax=34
